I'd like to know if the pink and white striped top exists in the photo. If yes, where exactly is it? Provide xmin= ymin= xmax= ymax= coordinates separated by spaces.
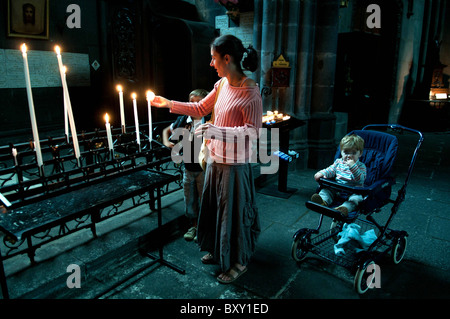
xmin=171 ymin=78 xmax=263 ymax=164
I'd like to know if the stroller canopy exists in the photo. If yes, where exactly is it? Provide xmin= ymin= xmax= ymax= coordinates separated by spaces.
xmin=336 ymin=130 xmax=398 ymax=187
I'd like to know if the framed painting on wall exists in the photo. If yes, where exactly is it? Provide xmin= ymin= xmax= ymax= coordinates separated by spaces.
xmin=7 ymin=0 xmax=49 ymax=39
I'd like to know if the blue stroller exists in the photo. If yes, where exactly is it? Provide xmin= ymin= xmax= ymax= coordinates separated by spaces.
xmin=291 ymin=124 xmax=423 ymax=294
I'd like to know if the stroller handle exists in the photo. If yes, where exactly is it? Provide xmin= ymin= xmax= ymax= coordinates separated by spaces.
xmin=362 ymin=124 xmax=424 ymax=142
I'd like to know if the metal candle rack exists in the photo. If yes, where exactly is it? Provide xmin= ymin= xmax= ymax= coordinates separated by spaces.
xmin=0 ymin=123 xmax=180 ymax=208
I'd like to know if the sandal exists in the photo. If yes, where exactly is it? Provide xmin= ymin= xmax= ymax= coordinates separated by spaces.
xmin=201 ymin=253 xmax=215 ymax=264
xmin=217 ymin=266 xmax=247 ymax=284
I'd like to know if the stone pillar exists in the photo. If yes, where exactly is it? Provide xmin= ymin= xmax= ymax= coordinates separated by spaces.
xmin=291 ymin=0 xmax=316 ymax=169
xmin=307 ymin=0 xmax=339 ymax=169
xmin=259 ymin=0 xmax=277 ymax=110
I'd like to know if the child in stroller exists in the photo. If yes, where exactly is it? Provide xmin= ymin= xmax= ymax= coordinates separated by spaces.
xmin=292 ymin=125 xmax=423 ymax=294
xmin=311 ymin=134 xmax=367 ymax=217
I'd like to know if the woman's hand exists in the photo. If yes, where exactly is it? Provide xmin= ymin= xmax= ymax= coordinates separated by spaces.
xmin=151 ymin=96 xmax=173 ymax=109
xmin=194 ymin=123 xmax=212 ymax=139
xmin=194 ymin=123 xmax=223 ymax=140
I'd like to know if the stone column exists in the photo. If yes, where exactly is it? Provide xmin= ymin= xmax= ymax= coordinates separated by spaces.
xmin=307 ymin=0 xmax=339 ymax=169
xmin=259 ymin=0 xmax=277 ymax=109
xmin=291 ymin=0 xmax=316 ymax=168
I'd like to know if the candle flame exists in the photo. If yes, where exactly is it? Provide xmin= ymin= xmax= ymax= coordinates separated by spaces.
xmin=146 ymin=90 xmax=155 ymax=102
xmin=116 ymin=85 xmax=123 ymax=92
xmin=21 ymin=43 xmax=27 ymax=53
xmin=55 ymin=45 xmax=61 ymax=55
xmin=131 ymin=93 xmax=137 ymax=100
xmin=104 ymin=113 xmax=110 ymax=123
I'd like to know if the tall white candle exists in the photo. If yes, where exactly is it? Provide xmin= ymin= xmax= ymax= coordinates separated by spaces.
xmin=62 ymin=66 xmax=81 ymax=164
xmin=63 ymin=66 xmax=69 ymax=140
xmin=21 ymin=44 xmax=43 ymax=169
xmin=104 ymin=113 xmax=114 ymax=152
xmin=12 ymin=147 xmax=19 ymax=184
xmin=12 ymin=148 xmax=18 ymax=166
xmin=146 ymin=90 xmax=155 ymax=145
xmin=116 ymin=85 xmax=126 ymax=133
xmin=55 ymin=46 xmax=81 ymax=165
xmin=132 ymin=93 xmax=141 ymax=149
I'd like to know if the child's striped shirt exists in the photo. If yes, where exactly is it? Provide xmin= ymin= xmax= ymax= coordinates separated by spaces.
xmin=319 ymin=158 xmax=367 ymax=186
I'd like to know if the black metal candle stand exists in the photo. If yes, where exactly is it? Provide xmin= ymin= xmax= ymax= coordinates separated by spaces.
xmin=0 ymin=124 xmax=176 ymax=207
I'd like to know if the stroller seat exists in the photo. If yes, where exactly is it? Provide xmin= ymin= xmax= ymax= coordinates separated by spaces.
xmin=306 ymin=129 xmax=399 ymax=221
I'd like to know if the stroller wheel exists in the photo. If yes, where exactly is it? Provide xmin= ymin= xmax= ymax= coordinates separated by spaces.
xmin=291 ymin=230 xmax=310 ymax=262
xmin=392 ymin=236 xmax=408 ymax=264
xmin=354 ymin=260 xmax=377 ymax=294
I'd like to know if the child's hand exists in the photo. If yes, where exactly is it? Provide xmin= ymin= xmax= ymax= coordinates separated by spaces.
xmin=314 ymin=172 xmax=324 ymax=181
xmin=344 ymin=156 xmax=356 ymax=167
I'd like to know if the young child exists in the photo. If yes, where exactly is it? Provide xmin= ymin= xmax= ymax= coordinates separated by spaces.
xmin=311 ymin=134 xmax=367 ymax=217
xmin=162 ymin=89 xmax=209 ymax=241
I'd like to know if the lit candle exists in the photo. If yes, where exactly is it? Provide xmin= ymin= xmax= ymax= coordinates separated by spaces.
xmin=55 ymin=46 xmax=68 ymax=141
xmin=21 ymin=44 xmax=43 ymax=169
xmin=12 ymin=148 xmax=18 ymax=166
xmin=116 ymin=85 xmax=126 ymax=133
xmin=62 ymin=66 xmax=69 ymax=140
xmin=55 ymin=45 xmax=63 ymax=71
xmin=62 ymin=66 xmax=81 ymax=164
xmin=146 ymin=90 xmax=155 ymax=145
xmin=104 ymin=113 xmax=114 ymax=153
xmin=55 ymin=46 xmax=81 ymax=165
xmin=11 ymin=147 xmax=19 ymax=184
xmin=132 ymin=93 xmax=140 ymax=150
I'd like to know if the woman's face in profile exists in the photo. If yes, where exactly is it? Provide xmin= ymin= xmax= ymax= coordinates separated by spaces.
xmin=210 ymin=48 xmax=227 ymax=78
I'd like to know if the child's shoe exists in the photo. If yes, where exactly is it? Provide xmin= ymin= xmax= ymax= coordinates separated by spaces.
xmin=184 ymin=227 xmax=197 ymax=241
xmin=311 ymin=194 xmax=326 ymax=206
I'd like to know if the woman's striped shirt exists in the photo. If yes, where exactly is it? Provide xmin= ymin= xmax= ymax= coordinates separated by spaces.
xmin=171 ymin=78 xmax=263 ymax=164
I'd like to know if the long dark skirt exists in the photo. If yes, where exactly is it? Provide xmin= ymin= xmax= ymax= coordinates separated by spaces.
xmin=197 ymin=162 xmax=260 ymax=272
